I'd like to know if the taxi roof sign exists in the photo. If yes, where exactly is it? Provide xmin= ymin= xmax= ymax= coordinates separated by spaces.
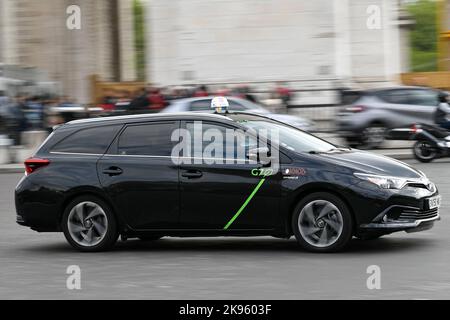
xmin=211 ymin=96 xmax=229 ymax=113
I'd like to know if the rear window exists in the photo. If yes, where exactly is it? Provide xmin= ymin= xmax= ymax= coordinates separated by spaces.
xmin=51 ymin=125 xmax=122 ymax=154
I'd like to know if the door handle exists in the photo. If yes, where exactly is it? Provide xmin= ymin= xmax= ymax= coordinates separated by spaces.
xmin=181 ymin=170 xmax=203 ymax=179
xmin=102 ymin=166 xmax=123 ymax=176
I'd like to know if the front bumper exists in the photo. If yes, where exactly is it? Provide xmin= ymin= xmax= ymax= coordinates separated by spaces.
xmin=359 ymin=204 xmax=440 ymax=234
xmin=360 ymin=215 xmax=440 ymax=231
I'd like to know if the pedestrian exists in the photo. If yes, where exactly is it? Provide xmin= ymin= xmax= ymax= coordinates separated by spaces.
xmin=148 ymin=87 xmax=166 ymax=111
xmin=276 ymin=82 xmax=292 ymax=108
xmin=0 ymin=90 xmax=8 ymax=108
xmin=0 ymin=91 xmax=9 ymax=134
xmin=8 ymin=96 xmax=28 ymax=146
xmin=129 ymin=88 xmax=150 ymax=111
xmin=194 ymin=85 xmax=209 ymax=97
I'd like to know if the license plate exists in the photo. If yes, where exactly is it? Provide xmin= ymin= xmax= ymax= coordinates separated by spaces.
xmin=427 ymin=196 xmax=441 ymax=210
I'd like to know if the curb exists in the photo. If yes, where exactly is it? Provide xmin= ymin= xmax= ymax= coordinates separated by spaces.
xmin=0 ymin=166 xmax=24 ymax=174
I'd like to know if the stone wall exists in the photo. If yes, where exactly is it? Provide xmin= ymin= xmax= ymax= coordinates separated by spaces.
xmin=0 ymin=0 xmax=137 ymax=103
xmin=146 ymin=0 xmax=403 ymax=93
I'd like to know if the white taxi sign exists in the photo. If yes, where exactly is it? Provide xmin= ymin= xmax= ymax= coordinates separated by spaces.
xmin=211 ymin=96 xmax=229 ymax=113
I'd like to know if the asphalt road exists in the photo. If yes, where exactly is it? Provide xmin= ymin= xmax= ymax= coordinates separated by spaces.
xmin=1 ymin=159 xmax=450 ymax=300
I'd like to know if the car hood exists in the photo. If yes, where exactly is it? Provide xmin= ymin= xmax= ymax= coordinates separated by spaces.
xmin=315 ymin=150 xmax=423 ymax=179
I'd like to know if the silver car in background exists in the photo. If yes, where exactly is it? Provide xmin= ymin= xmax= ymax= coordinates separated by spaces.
xmin=162 ymin=96 xmax=316 ymax=132
xmin=336 ymin=86 xmax=445 ymax=148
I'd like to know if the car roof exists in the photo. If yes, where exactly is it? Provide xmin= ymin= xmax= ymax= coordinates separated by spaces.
xmin=61 ymin=110 xmax=284 ymax=131
xmin=363 ymin=86 xmax=438 ymax=93
xmin=64 ymin=112 xmax=234 ymax=128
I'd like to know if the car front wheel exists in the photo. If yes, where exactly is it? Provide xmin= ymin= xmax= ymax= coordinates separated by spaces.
xmin=292 ymin=192 xmax=353 ymax=253
xmin=62 ymin=196 xmax=118 ymax=252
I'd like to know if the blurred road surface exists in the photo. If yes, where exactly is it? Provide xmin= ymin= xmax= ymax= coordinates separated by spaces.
xmin=1 ymin=159 xmax=449 ymax=299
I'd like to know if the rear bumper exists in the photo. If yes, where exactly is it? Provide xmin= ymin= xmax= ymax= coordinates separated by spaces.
xmin=15 ymin=176 xmax=62 ymax=232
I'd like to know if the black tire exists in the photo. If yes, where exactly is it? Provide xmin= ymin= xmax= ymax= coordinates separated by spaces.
xmin=413 ymin=140 xmax=436 ymax=163
xmin=291 ymin=192 xmax=353 ymax=253
xmin=61 ymin=195 xmax=119 ymax=252
xmin=138 ymin=235 xmax=162 ymax=241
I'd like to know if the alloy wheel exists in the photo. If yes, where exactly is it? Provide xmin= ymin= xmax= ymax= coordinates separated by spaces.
xmin=67 ymin=201 xmax=108 ymax=247
xmin=298 ymin=200 xmax=344 ymax=248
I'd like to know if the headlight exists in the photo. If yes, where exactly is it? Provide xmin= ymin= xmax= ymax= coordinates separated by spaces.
xmin=354 ymin=173 xmax=407 ymax=189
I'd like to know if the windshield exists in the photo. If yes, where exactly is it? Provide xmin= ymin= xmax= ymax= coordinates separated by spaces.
xmin=233 ymin=115 xmax=336 ymax=153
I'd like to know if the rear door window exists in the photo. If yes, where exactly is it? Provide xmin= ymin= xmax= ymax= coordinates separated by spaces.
xmin=51 ymin=125 xmax=122 ymax=154
xmin=379 ymin=90 xmax=411 ymax=104
xmin=117 ymin=121 xmax=178 ymax=156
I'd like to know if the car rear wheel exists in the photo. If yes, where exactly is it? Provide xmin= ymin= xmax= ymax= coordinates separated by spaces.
xmin=292 ymin=192 xmax=353 ymax=253
xmin=413 ymin=140 xmax=436 ymax=163
xmin=62 ymin=196 xmax=118 ymax=252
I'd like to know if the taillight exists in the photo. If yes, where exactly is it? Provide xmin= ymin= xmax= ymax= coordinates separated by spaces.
xmin=24 ymin=158 xmax=50 ymax=175
xmin=344 ymin=105 xmax=366 ymax=113
xmin=410 ymin=124 xmax=423 ymax=134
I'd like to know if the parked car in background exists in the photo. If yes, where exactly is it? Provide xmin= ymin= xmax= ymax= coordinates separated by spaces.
xmin=336 ymin=87 xmax=447 ymax=148
xmin=162 ymin=96 xmax=316 ymax=132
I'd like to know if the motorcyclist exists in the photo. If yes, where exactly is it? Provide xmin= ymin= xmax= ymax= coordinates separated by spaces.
xmin=434 ymin=92 xmax=450 ymax=130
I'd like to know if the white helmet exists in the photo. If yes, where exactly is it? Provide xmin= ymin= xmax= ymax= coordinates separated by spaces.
xmin=211 ymin=96 xmax=229 ymax=113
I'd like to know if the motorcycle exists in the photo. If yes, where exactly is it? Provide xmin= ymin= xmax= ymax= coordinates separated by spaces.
xmin=410 ymin=123 xmax=450 ymax=163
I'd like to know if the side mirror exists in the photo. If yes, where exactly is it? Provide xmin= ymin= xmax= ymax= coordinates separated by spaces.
xmin=246 ymin=147 xmax=271 ymax=164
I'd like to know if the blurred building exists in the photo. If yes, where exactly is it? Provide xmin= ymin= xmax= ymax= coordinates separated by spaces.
xmin=146 ymin=0 xmax=411 ymax=92
xmin=438 ymin=0 xmax=450 ymax=71
xmin=0 ymin=0 xmax=139 ymax=103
